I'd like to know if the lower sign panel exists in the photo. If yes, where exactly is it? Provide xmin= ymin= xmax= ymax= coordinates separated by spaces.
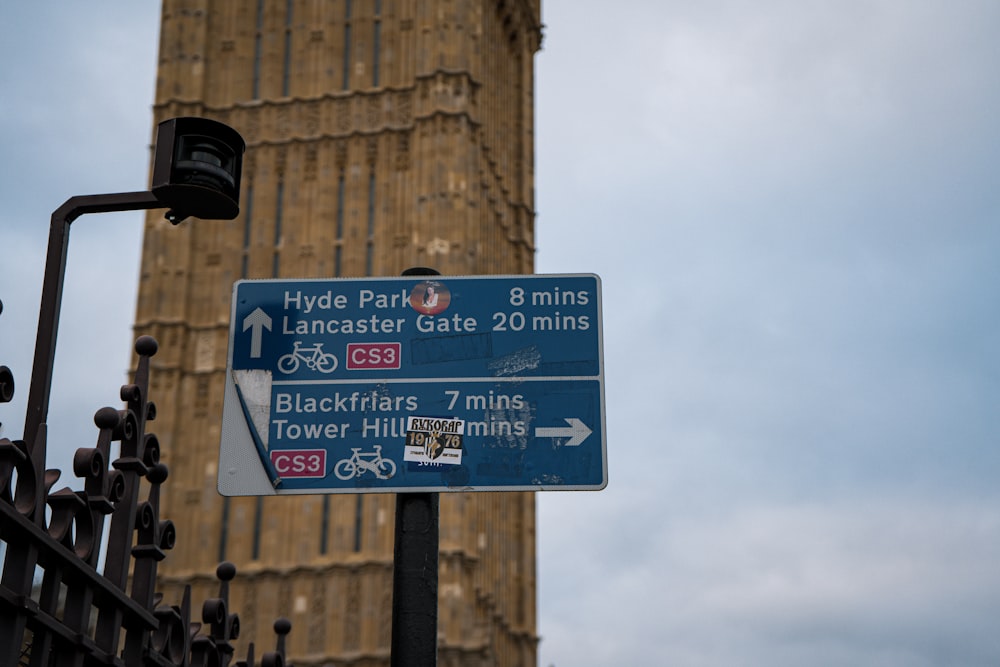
xmin=218 ymin=376 xmax=606 ymax=494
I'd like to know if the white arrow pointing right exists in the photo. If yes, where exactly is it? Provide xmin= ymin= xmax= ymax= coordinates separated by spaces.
xmin=535 ymin=418 xmax=592 ymax=447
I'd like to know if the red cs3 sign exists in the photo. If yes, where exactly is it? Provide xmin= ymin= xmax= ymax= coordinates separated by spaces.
xmin=346 ymin=342 xmax=401 ymax=370
xmin=270 ymin=449 xmax=326 ymax=478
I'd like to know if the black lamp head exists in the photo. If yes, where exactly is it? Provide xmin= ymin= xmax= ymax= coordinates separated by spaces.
xmin=151 ymin=117 xmax=245 ymax=222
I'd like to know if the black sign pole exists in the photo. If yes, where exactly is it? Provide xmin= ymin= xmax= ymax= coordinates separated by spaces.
xmin=391 ymin=267 xmax=441 ymax=667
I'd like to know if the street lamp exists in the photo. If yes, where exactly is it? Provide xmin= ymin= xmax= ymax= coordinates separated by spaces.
xmin=23 ymin=117 xmax=245 ymax=452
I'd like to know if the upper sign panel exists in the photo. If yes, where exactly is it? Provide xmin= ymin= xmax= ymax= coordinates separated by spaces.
xmin=218 ymin=274 xmax=606 ymax=495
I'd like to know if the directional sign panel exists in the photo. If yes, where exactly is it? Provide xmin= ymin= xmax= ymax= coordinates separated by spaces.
xmin=218 ymin=274 xmax=605 ymax=494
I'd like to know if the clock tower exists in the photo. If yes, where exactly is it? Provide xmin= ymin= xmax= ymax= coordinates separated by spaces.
xmin=134 ymin=1 xmax=541 ymax=664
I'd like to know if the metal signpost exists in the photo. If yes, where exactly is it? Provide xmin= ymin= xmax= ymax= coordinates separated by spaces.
xmin=218 ymin=273 xmax=605 ymax=495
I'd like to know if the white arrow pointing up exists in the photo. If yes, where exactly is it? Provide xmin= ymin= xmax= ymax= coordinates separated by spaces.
xmin=535 ymin=418 xmax=592 ymax=447
xmin=242 ymin=307 xmax=272 ymax=358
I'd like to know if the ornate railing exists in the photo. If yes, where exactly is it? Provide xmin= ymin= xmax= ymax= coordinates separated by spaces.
xmin=0 ymin=318 xmax=291 ymax=667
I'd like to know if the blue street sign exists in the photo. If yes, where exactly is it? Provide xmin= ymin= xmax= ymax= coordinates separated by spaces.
xmin=218 ymin=274 xmax=606 ymax=494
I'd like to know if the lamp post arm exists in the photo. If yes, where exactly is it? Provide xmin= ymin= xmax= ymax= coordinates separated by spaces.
xmin=50 ymin=191 xmax=163 ymax=224
xmin=24 ymin=191 xmax=164 ymax=453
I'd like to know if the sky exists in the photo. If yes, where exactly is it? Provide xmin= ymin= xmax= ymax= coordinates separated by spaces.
xmin=2 ymin=2 xmax=1000 ymax=666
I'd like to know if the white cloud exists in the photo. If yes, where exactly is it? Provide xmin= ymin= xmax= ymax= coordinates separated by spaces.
xmin=536 ymin=1 xmax=1000 ymax=665
xmin=0 ymin=3 xmax=157 ymax=455
xmin=540 ymin=498 xmax=1000 ymax=666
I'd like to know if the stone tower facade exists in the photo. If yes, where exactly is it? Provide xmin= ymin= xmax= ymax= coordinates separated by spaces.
xmin=133 ymin=1 xmax=541 ymax=665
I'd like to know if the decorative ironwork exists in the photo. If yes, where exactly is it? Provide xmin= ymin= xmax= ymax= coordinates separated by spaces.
xmin=0 ymin=329 xmax=292 ymax=666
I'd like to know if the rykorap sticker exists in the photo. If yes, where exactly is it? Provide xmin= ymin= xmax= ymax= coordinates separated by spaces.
xmin=404 ymin=416 xmax=464 ymax=465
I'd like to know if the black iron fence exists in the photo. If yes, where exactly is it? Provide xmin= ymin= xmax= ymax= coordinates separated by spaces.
xmin=0 ymin=316 xmax=291 ymax=666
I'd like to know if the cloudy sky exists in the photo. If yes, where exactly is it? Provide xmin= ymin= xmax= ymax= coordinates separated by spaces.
xmin=2 ymin=2 xmax=999 ymax=666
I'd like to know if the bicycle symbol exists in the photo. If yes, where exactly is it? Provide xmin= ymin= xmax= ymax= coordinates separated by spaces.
xmin=333 ymin=445 xmax=397 ymax=480
xmin=277 ymin=341 xmax=338 ymax=374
